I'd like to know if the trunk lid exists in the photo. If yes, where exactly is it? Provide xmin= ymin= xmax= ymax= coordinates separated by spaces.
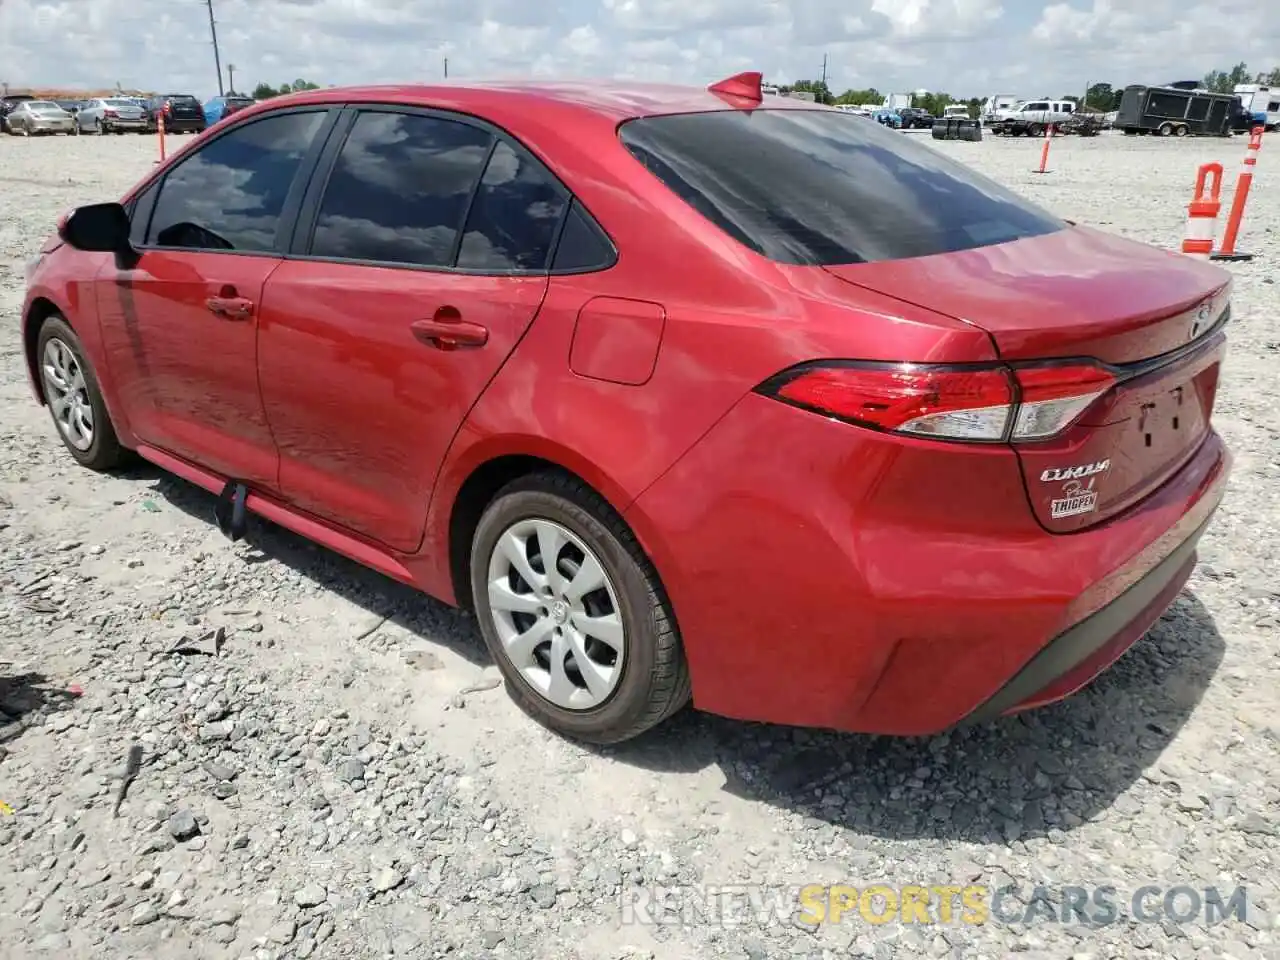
xmin=823 ymin=226 xmax=1232 ymax=532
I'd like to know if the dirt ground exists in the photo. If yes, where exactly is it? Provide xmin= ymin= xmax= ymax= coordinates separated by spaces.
xmin=1 ymin=128 xmax=1277 ymax=960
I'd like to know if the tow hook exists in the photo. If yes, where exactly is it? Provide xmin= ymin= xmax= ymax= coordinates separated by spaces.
xmin=213 ymin=481 xmax=249 ymax=542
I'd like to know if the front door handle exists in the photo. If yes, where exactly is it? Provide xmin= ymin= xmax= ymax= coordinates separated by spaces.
xmin=206 ymin=286 xmax=254 ymax=320
xmin=410 ymin=307 xmax=488 ymax=350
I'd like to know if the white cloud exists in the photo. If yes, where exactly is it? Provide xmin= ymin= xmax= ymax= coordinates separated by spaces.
xmin=0 ymin=0 xmax=1276 ymax=100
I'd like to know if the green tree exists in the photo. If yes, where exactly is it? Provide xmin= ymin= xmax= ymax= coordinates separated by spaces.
xmin=914 ymin=91 xmax=953 ymax=116
xmin=1203 ymin=62 xmax=1251 ymax=93
xmin=789 ymin=79 xmax=834 ymax=104
xmin=834 ymin=87 xmax=881 ymax=105
xmin=1084 ymin=82 xmax=1114 ymax=111
xmin=1261 ymin=66 xmax=1280 ymax=84
xmin=251 ymin=82 xmax=278 ymax=99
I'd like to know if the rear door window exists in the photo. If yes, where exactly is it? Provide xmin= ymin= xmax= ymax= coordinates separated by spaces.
xmin=618 ymin=109 xmax=1064 ymax=266
xmin=307 ymin=111 xmax=493 ymax=268
xmin=455 ymin=140 xmax=569 ymax=271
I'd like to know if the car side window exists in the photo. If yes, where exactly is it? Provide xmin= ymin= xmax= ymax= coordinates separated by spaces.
xmin=455 ymin=140 xmax=569 ymax=272
xmin=146 ymin=110 xmax=325 ymax=253
xmin=308 ymin=111 xmax=493 ymax=268
xmin=129 ymin=182 xmax=160 ymax=248
xmin=551 ymin=200 xmax=616 ymax=273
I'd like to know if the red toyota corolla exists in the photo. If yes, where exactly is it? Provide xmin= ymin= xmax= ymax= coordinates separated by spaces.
xmin=21 ymin=73 xmax=1232 ymax=744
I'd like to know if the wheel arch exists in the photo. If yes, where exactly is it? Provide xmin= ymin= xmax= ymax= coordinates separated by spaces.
xmin=442 ymin=447 xmax=668 ymax=616
xmin=23 ymin=296 xmax=66 ymax=405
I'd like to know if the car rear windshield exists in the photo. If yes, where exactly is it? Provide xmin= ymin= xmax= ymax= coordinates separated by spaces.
xmin=618 ymin=109 xmax=1065 ymax=266
xmin=167 ymin=95 xmax=200 ymax=105
xmin=104 ymin=98 xmax=135 ymax=107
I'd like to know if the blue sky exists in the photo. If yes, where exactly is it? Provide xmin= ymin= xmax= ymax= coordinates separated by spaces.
xmin=1 ymin=0 xmax=1275 ymax=100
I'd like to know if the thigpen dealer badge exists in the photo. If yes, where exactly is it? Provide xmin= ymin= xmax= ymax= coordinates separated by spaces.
xmin=1043 ymin=459 xmax=1110 ymax=519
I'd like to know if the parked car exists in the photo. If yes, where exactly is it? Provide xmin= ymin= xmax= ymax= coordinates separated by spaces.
xmin=5 ymin=100 xmax=77 ymax=136
xmin=76 ymin=97 xmax=149 ymax=134
xmin=22 ymin=73 xmax=1233 ymax=744
xmin=870 ymin=108 xmax=903 ymax=128
xmin=896 ymin=107 xmax=934 ymax=129
xmin=145 ymin=93 xmax=206 ymax=133
xmin=0 ymin=93 xmax=36 ymax=132
xmin=203 ymin=94 xmax=256 ymax=127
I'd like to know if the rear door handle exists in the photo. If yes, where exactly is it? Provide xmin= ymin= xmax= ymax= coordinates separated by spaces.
xmin=410 ymin=308 xmax=488 ymax=350
xmin=206 ymin=295 xmax=254 ymax=319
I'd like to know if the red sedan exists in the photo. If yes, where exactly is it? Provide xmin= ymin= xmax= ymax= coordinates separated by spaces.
xmin=21 ymin=73 xmax=1232 ymax=744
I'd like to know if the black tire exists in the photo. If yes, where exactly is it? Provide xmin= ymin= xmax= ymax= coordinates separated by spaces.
xmin=34 ymin=316 xmax=128 ymax=471
xmin=1174 ymin=124 xmax=1188 ymax=138
xmin=1158 ymin=122 xmax=1173 ymax=137
xmin=96 ymin=119 xmax=106 ymax=135
xmin=469 ymin=471 xmax=691 ymax=744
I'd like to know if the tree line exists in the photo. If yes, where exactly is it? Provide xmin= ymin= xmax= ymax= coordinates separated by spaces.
xmin=776 ymin=63 xmax=1280 ymax=118
xmin=247 ymin=79 xmax=323 ymax=99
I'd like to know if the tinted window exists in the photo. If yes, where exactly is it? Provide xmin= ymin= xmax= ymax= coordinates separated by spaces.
xmin=551 ymin=201 xmax=615 ymax=273
xmin=147 ymin=110 xmax=324 ymax=252
xmin=618 ymin=110 xmax=1064 ymax=266
xmin=309 ymin=112 xmax=492 ymax=267
xmin=129 ymin=182 xmax=159 ymax=248
xmin=456 ymin=141 xmax=568 ymax=271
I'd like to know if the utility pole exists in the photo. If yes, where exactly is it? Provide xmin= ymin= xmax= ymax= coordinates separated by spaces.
xmin=443 ymin=57 xmax=448 ymax=79
xmin=228 ymin=64 xmax=236 ymax=95
xmin=205 ymin=0 xmax=225 ymax=96
xmin=821 ymin=53 xmax=828 ymax=91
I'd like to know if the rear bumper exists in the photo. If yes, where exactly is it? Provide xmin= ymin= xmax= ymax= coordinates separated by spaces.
xmin=627 ymin=392 xmax=1231 ymax=736
xmin=963 ymin=506 xmax=1212 ymax=723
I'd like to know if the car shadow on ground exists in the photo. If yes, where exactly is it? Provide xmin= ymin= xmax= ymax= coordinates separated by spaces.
xmin=0 ymin=670 xmax=81 ymax=731
xmin=128 ymin=466 xmax=488 ymax=669
xmin=127 ymin=463 xmax=1224 ymax=844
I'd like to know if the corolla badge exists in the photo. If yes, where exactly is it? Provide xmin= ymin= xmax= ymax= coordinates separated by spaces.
xmin=1039 ymin=460 xmax=1110 ymax=483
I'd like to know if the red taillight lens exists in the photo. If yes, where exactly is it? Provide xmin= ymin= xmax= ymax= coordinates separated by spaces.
xmin=103 ymin=108 xmax=118 ymax=117
xmin=761 ymin=360 xmax=1115 ymax=443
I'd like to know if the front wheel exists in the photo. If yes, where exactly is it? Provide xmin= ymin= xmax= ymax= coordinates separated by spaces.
xmin=36 ymin=316 xmax=128 ymax=471
xmin=1158 ymin=122 xmax=1174 ymax=136
xmin=470 ymin=472 xmax=691 ymax=744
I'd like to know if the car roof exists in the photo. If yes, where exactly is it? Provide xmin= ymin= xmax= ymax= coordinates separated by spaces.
xmin=254 ymin=79 xmax=827 ymax=124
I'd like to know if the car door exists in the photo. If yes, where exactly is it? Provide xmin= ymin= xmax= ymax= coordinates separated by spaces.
xmin=256 ymin=106 xmax=570 ymax=551
xmin=94 ymin=106 xmax=338 ymax=488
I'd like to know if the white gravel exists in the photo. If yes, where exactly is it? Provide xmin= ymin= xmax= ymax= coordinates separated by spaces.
xmin=1 ymin=129 xmax=1278 ymax=960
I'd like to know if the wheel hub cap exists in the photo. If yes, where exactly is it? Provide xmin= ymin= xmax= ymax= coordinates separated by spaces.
xmin=485 ymin=517 xmax=626 ymax=711
xmin=41 ymin=337 xmax=94 ymax=452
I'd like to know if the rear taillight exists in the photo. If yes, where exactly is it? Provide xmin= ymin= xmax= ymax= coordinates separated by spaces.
xmin=1009 ymin=363 xmax=1115 ymax=440
xmin=759 ymin=361 xmax=1116 ymax=443
xmin=103 ymin=108 xmax=118 ymax=117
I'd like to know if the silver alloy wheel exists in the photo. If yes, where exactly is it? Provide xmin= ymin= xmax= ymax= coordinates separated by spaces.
xmin=486 ymin=517 xmax=626 ymax=710
xmin=41 ymin=338 xmax=94 ymax=451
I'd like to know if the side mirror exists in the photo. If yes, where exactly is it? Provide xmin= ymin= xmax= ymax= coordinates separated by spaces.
xmin=59 ymin=202 xmax=132 ymax=254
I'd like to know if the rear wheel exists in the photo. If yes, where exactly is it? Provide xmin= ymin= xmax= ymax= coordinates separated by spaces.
xmin=36 ymin=316 xmax=127 ymax=471
xmin=1158 ymin=122 xmax=1174 ymax=136
xmin=470 ymin=471 xmax=691 ymax=744
xmin=1174 ymin=124 xmax=1188 ymax=137
xmin=1027 ymin=123 xmax=1043 ymax=137
xmin=96 ymin=119 xmax=106 ymax=135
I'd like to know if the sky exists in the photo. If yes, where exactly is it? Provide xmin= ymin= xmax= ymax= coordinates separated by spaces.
xmin=1 ymin=0 xmax=1276 ymax=101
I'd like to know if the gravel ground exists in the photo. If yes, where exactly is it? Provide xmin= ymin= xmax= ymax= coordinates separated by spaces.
xmin=0 ymin=129 xmax=1277 ymax=960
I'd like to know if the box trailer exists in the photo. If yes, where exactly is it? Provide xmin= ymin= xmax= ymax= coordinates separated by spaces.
xmin=1115 ymin=84 xmax=1241 ymax=137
